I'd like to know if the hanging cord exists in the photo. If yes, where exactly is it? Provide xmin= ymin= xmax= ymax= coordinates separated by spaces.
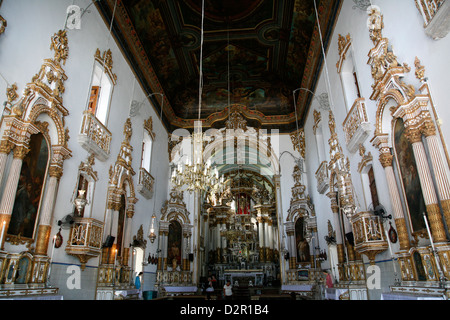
xmin=197 ymin=0 xmax=205 ymax=121
xmin=313 ymin=0 xmax=335 ymax=113
xmin=97 ymin=0 xmax=118 ymax=104
xmin=151 ymin=91 xmax=165 ymax=216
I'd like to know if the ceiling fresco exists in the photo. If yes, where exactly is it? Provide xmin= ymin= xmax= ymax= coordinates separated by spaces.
xmin=96 ymin=0 xmax=342 ymax=132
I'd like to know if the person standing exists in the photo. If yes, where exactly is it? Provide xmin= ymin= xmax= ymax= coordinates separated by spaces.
xmin=135 ymin=272 xmax=143 ymax=299
xmin=223 ymin=280 xmax=233 ymax=300
xmin=206 ymin=277 xmax=214 ymax=300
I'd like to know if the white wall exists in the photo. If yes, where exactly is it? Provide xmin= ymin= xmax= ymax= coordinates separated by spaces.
xmin=303 ymin=0 xmax=450 ymax=299
xmin=0 ymin=0 xmax=169 ymax=299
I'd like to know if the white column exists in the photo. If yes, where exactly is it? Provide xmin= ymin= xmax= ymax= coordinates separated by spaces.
xmin=408 ymin=129 xmax=447 ymax=243
xmin=0 ymin=147 xmax=28 ymax=249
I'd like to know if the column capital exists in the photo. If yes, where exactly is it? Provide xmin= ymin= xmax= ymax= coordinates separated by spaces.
xmin=12 ymin=145 xmax=30 ymax=159
xmin=0 ymin=140 xmax=14 ymax=154
xmin=405 ymin=127 xmax=423 ymax=144
xmin=422 ymin=120 xmax=437 ymax=138
xmin=379 ymin=152 xmax=394 ymax=168
xmin=48 ymin=165 xmax=64 ymax=179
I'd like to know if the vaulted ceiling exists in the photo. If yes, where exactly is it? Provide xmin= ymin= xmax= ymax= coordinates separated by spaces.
xmin=96 ymin=0 xmax=342 ymax=133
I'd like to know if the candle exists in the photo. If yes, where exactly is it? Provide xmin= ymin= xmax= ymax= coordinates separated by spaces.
xmin=0 ymin=221 xmax=5 ymax=249
xmin=50 ymin=235 xmax=56 ymax=262
xmin=423 ymin=212 xmax=436 ymax=251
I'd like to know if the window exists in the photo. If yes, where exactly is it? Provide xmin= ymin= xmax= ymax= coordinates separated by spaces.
xmin=141 ymin=131 xmax=153 ymax=173
xmin=368 ymin=167 xmax=379 ymax=208
xmin=87 ymin=63 xmax=114 ymax=125
xmin=340 ymin=48 xmax=362 ymax=111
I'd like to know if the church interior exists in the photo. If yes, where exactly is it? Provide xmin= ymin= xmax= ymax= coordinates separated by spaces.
xmin=1 ymin=0 xmax=450 ymax=302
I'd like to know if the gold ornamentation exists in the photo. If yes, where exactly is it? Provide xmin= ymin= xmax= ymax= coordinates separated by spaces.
xmin=94 ymin=48 xmax=118 ymax=84
xmin=225 ymin=110 xmax=248 ymax=131
xmin=79 ymin=111 xmax=112 ymax=161
xmin=79 ymin=154 xmax=98 ymax=181
xmin=0 ymin=140 xmax=14 ymax=154
xmin=50 ymin=30 xmax=69 ymax=65
xmin=395 ymin=218 xmax=411 ymax=250
xmin=415 ymin=57 xmax=426 ymax=81
xmin=336 ymin=33 xmax=352 ymax=73
xmin=144 ymin=116 xmax=156 ymax=139
xmin=342 ymin=98 xmax=371 ymax=153
xmin=6 ymin=83 xmax=18 ymax=105
xmin=379 ymin=152 xmax=393 ymax=168
xmin=290 ymin=128 xmax=305 ymax=158
xmin=0 ymin=15 xmax=6 ymax=35
xmin=426 ymin=203 xmax=447 ymax=243
xmin=313 ymin=110 xmax=321 ymax=135
xmin=12 ymin=145 xmax=30 ymax=160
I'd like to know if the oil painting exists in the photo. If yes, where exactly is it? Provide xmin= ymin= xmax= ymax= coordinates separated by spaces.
xmin=8 ymin=133 xmax=48 ymax=240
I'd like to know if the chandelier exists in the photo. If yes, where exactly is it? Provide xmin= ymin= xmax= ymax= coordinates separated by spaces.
xmin=171 ymin=157 xmax=220 ymax=193
xmin=169 ymin=0 xmax=223 ymax=193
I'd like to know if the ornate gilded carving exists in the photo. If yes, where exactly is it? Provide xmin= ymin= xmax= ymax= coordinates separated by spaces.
xmin=79 ymin=111 xmax=112 ymax=161
xmin=313 ymin=110 xmax=321 ymax=135
xmin=79 ymin=154 xmax=98 ymax=182
xmin=0 ymin=14 xmax=6 ymax=35
xmin=94 ymin=48 xmax=117 ymax=84
xmin=343 ymin=98 xmax=371 ymax=153
xmin=144 ymin=116 xmax=156 ymax=139
xmin=225 ymin=110 xmax=248 ymax=131
xmin=50 ymin=30 xmax=69 ymax=65
xmin=379 ymin=152 xmax=393 ymax=168
xmin=12 ymin=145 xmax=30 ymax=160
xmin=6 ymin=83 xmax=18 ymax=106
xmin=336 ymin=33 xmax=352 ymax=73
xmin=415 ymin=57 xmax=426 ymax=81
xmin=0 ymin=140 xmax=14 ymax=154
xmin=290 ymin=128 xmax=305 ymax=158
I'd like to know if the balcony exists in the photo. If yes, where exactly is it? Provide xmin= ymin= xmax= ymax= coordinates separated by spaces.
xmin=65 ymin=217 xmax=104 ymax=270
xmin=351 ymin=211 xmax=388 ymax=263
xmin=343 ymin=98 xmax=371 ymax=154
xmin=78 ymin=111 xmax=112 ymax=161
xmin=415 ymin=0 xmax=450 ymax=40
xmin=137 ymin=167 xmax=155 ymax=199
xmin=315 ymin=161 xmax=329 ymax=194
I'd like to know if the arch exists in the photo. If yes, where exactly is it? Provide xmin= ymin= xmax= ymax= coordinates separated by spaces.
xmin=203 ymin=127 xmax=280 ymax=176
xmin=27 ymin=103 xmax=68 ymax=147
xmin=374 ymin=89 xmax=408 ymax=137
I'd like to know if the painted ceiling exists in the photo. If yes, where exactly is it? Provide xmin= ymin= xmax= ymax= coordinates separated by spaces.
xmin=96 ymin=0 xmax=342 ymax=132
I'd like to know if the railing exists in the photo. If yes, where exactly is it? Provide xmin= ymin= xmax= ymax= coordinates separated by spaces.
xmin=415 ymin=0 xmax=445 ymax=27
xmin=343 ymin=98 xmax=371 ymax=153
xmin=156 ymin=270 xmax=193 ymax=286
xmin=351 ymin=211 xmax=388 ymax=263
xmin=315 ymin=161 xmax=329 ymax=194
xmin=65 ymin=217 xmax=104 ymax=269
xmin=137 ymin=167 xmax=155 ymax=199
xmin=78 ymin=111 xmax=112 ymax=161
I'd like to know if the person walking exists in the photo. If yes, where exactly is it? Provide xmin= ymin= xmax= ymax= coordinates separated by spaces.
xmin=223 ymin=280 xmax=233 ymax=300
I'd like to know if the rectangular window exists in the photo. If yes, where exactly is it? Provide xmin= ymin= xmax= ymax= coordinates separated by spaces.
xmin=368 ymin=167 xmax=379 ymax=208
xmin=88 ymin=86 xmax=100 ymax=114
